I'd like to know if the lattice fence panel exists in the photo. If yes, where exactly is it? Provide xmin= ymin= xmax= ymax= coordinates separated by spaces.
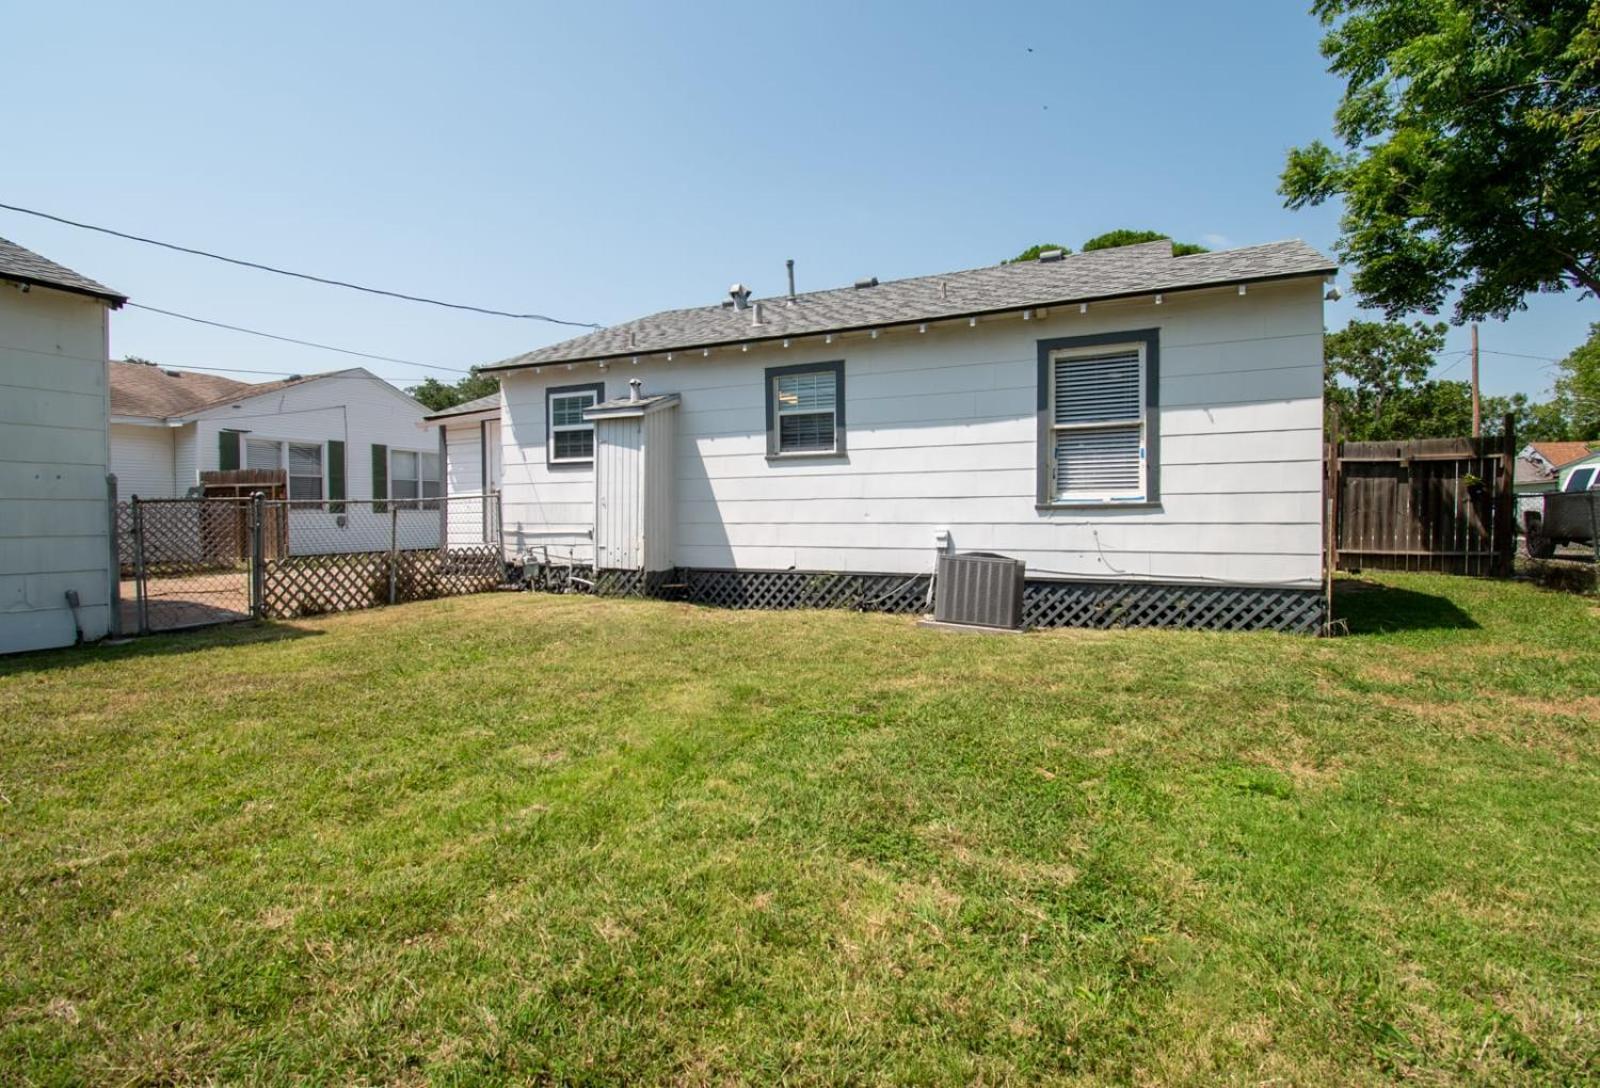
xmin=261 ymin=552 xmax=390 ymax=618
xmin=1023 ymin=581 xmax=1325 ymax=633
xmin=262 ymin=547 xmax=505 ymax=619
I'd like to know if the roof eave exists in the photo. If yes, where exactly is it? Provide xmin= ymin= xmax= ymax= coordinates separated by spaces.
xmin=1 ymin=271 xmax=127 ymax=308
xmin=480 ymin=265 xmax=1336 ymax=374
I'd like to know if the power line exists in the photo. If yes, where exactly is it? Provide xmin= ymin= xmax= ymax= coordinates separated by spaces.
xmin=0 ymin=200 xmax=602 ymax=328
xmin=128 ymin=303 xmax=470 ymax=375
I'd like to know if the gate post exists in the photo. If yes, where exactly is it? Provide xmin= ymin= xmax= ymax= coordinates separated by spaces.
xmin=249 ymin=491 xmax=266 ymax=618
xmin=107 ymin=474 xmax=122 ymax=638
xmin=389 ymin=501 xmax=399 ymax=605
xmin=131 ymin=496 xmax=150 ymax=635
xmin=1495 ymin=412 xmax=1516 ymax=577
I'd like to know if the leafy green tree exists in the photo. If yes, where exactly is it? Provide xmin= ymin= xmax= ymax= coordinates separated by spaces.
xmin=1004 ymin=242 xmax=1072 ymax=264
xmin=1325 ymin=318 xmax=1448 ymax=437
xmin=1553 ymin=321 xmax=1600 ymax=437
xmin=1081 ymin=229 xmax=1209 ymax=257
xmin=1281 ymin=1 xmax=1600 ymax=322
xmin=1482 ymin=391 xmax=1573 ymax=443
xmin=407 ymin=370 xmax=499 ymax=412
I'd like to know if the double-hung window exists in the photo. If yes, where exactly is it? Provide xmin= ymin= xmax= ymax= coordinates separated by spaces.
xmin=390 ymin=450 xmax=442 ymax=507
xmin=547 ymin=383 xmax=605 ymax=464
xmin=766 ymin=361 xmax=846 ymax=457
xmin=287 ymin=443 xmax=324 ymax=501
xmin=1038 ymin=331 xmax=1158 ymax=505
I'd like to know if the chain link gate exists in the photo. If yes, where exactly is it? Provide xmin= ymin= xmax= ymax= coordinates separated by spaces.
xmin=121 ymin=496 xmax=260 ymax=633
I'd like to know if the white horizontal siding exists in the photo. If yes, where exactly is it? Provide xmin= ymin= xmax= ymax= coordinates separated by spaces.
xmin=0 ymin=287 xmax=113 ymax=652
xmin=110 ymin=424 xmax=176 ymax=499
xmin=498 ymin=279 xmax=1325 ymax=586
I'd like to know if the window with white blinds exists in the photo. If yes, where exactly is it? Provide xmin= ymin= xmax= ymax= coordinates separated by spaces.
xmin=287 ymin=442 xmax=323 ymax=501
xmin=1049 ymin=345 xmax=1146 ymax=500
xmin=245 ymin=437 xmax=280 ymax=472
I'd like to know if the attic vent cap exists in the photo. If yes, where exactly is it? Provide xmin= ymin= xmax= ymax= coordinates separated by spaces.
xmin=286 ymin=374 xmax=304 ymax=382
xmin=853 ymin=276 xmax=879 ymax=289
xmin=1037 ymin=249 xmax=1066 ymax=263
xmin=163 ymin=369 xmax=182 ymax=377
xmin=728 ymin=282 xmax=752 ymax=311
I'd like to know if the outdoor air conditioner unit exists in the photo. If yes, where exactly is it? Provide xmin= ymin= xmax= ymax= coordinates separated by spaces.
xmin=934 ymin=552 xmax=1026 ymax=629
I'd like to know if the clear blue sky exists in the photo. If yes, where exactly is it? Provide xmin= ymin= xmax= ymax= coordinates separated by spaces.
xmin=5 ymin=1 xmax=1592 ymax=400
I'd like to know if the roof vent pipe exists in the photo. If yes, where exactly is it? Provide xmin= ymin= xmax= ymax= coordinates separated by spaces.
xmin=751 ymin=300 xmax=763 ymax=326
xmin=729 ymin=283 xmax=751 ymax=311
xmin=786 ymin=259 xmax=796 ymax=303
xmin=629 ymin=377 xmax=642 ymax=402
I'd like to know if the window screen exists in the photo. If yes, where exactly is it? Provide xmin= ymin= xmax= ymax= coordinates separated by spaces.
xmin=245 ymin=438 xmax=280 ymax=472
xmin=1049 ymin=347 xmax=1145 ymax=500
xmin=288 ymin=442 xmax=323 ymax=501
xmin=391 ymin=449 xmax=420 ymax=501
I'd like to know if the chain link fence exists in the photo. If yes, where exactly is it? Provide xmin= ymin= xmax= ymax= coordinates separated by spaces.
xmin=118 ymin=492 xmax=505 ymax=632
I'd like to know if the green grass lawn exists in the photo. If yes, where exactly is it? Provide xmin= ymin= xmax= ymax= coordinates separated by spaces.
xmin=1 ymin=575 xmax=1596 ymax=1085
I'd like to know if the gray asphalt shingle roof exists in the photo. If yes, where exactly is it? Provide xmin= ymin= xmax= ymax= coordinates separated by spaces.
xmin=482 ymin=239 xmax=1334 ymax=372
xmin=0 ymin=236 xmax=126 ymax=305
xmin=422 ymin=392 xmax=502 ymax=421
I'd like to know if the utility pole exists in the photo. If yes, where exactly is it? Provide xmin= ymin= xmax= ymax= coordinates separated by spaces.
xmin=1470 ymin=323 xmax=1481 ymax=437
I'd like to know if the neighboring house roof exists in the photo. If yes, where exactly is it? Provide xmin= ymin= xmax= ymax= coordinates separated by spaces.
xmin=1515 ymin=455 xmax=1558 ymax=489
xmin=482 ymin=238 xmax=1336 ymax=372
xmin=111 ymin=360 xmax=254 ymax=418
xmin=1528 ymin=440 xmax=1597 ymax=470
xmin=110 ymin=363 xmax=425 ymax=421
xmin=0 ymin=235 xmax=127 ymax=306
xmin=422 ymin=392 xmax=501 ymax=421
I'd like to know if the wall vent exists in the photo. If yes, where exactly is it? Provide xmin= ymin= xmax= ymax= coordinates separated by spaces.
xmin=934 ymin=552 xmax=1025 ymax=629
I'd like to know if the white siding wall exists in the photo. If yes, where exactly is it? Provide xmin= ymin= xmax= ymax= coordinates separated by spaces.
xmin=0 ymin=286 xmax=113 ymax=652
xmin=498 ymin=279 xmax=1325 ymax=587
xmin=110 ymin=423 xmax=175 ymax=499
xmin=187 ymin=370 xmax=436 ymax=553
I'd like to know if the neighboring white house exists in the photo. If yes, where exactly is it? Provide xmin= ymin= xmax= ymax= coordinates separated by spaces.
xmin=422 ymin=392 xmax=502 ymax=546
xmin=478 ymin=239 xmax=1337 ymax=630
xmin=109 ymin=363 xmax=441 ymax=553
xmin=1514 ymin=440 xmax=1600 ymax=525
xmin=0 ymin=236 xmax=126 ymax=654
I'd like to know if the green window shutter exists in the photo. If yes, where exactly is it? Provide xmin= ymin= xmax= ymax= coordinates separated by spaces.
xmin=219 ymin=430 xmax=241 ymax=471
xmin=328 ymin=440 xmax=346 ymax=512
xmin=371 ymin=443 xmax=388 ymax=512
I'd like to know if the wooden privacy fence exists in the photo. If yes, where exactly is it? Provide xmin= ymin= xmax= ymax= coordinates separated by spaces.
xmin=1329 ymin=421 xmax=1516 ymax=577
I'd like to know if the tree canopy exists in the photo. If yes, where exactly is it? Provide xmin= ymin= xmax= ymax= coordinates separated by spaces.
xmin=1081 ymin=229 xmax=1208 ymax=257
xmin=1005 ymin=229 xmax=1207 ymax=265
xmin=1281 ymin=0 xmax=1600 ymax=322
xmin=406 ymin=371 xmax=499 ymax=412
xmin=1325 ymin=317 xmax=1576 ymax=441
xmin=1554 ymin=321 xmax=1600 ymax=437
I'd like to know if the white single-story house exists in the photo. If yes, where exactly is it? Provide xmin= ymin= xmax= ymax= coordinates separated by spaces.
xmin=0 ymin=236 xmax=126 ymax=654
xmin=422 ymin=392 xmax=503 ymax=546
xmin=478 ymin=239 xmax=1337 ymax=631
xmin=109 ymin=361 xmax=438 ymax=506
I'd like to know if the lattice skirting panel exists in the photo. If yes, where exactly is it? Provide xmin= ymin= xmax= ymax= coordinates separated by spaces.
xmin=520 ymin=564 xmax=1324 ymax=633
xmin=262 ymin=547 xmax=505 ymax=619
xmin=1023 ymin=580 xmax=1326 ymax=633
